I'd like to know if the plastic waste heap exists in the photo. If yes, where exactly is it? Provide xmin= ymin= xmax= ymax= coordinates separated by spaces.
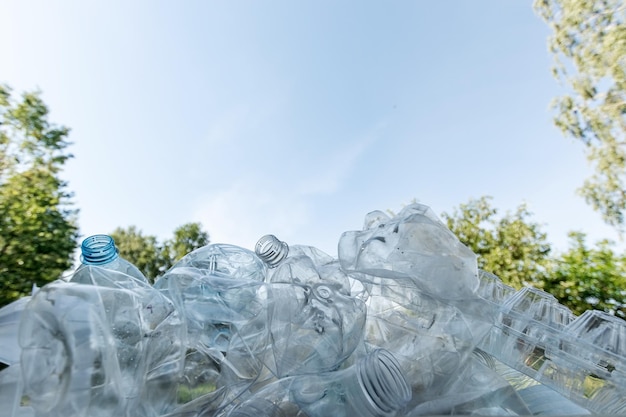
xmin=0 ymin=203 xmax=625 ymax=416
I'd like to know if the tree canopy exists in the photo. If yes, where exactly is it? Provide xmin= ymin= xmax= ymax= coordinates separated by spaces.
xmin=164 ymin=222 xmax=211 ymax=266
xmin=110 ymin=222 xmax=209 ymax=281
xmin=109 ymin=226 xmax=164 ymax=280
xmin=534 ymin=0 xmax=626 ymax=230
xmin=442 ymin=196 xmax=552 ymax=289
xmin=0 ymin=85 xmax=78 ymax=306
xmin=543 ymin=231 xmax=626 ymax=317
xmin=444 ymin=196 xmax=626 ymax=318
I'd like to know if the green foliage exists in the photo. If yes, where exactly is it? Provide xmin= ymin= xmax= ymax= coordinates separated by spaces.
xmin=110 ymin=222 xmax=209 ymax=281
xmin=443 ymin=196 xmax=626 ymax=317
xmin=164 ymin=222 xmax=210 ymax=267
xmin=0 ymin=85 xmax=78 ymax=306
xmin=534 ymin=0 xmax=626 ymax=230
xmin=110 ymin=226 xmax=165 ymax=280
xmin=543 ymin=232 xmax=626 ymax=317
xmin=442 ymin=196 xmax=551 ymax=288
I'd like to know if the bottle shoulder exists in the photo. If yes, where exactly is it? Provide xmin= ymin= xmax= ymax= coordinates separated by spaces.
xmin=70 ymin=257 xmax=149 ymax=285
xmin=115 ymin=257 xmax=149 ymax=282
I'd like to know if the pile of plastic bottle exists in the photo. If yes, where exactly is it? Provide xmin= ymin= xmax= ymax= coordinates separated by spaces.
xmin=0 ymin=203 xmax=625 ymax=416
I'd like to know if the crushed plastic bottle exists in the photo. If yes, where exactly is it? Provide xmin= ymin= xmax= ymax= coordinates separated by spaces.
xmin=16 ymin=235 xmax=185 ymax=417
xmin=477 ymin=272 xmax=626 ymax=415
xmin=3 ymin=204 xmax=626 ymax=416
xmin=165 ymin=243 xmax=267 ymax=281
xmin=356 ymin=284 xmax=496 ymax=413
xmin=0 ymin=297 xmax=31 ymax=367
xmin=403 ymin=350 xmax=532 ymax=416
xmin=153 ymin=243 xmax=272 ymax=416
xmin=260 ymin=242 xmax=366 ymax=378
xmin=263 ymin=282 xmax=366 ymax=379
xmin=224 ymin=349 xmax=411 ymax=417
xmin=338 ymin=204 xmax=479 ymax=300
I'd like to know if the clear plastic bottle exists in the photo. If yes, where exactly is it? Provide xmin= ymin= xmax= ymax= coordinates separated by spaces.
xmin=479 ymin=350 xmax=591 ymax=415
xmin=153 ymin=243 xmax=272 ymax=415
xmin=263 ymin=282 xmax=366 ymax=378
xmin=337 ymin=203 xmax=479 ymax=300
xmin=0 ymin=296 xmax=31 ymax=367
xmin=70 ymin=234 xmax=149 ymax=285
xmin=18 ymin=235 xmax=185 ymax=417
xmin=18 ymin=279 xmax=185 ymax=417
xmin=253 ymin=236 xmax=366 ymax=378
xmin=227 ymin=349 xmax=411 ymax=417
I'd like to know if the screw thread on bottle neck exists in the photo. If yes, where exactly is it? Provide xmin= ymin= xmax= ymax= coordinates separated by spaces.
xmin=255 ymin=235 xmax=289 ymax=268
xmin=80 ymin=234 xmax=119 ymax=265
xmin=357 ymin=349 xmax=411 ymax=417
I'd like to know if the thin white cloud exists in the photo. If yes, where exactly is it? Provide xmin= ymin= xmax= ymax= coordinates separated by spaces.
xmin=191 ymin=120 xmax=384 ymax=252
xmin=297 ymin=123 xmax=383 ymax=196
xmin=192 ymin=180 xmax=310 ymax=251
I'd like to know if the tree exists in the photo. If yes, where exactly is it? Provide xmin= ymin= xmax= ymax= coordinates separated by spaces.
xmin=543 ymin=232 xmax=626 ymax=317
xmin=442 ymin=196 xmax=552 ymax=288
xmin=110 ymin=226 xmax=165 ymax=280
xmin=0 ymin=85 xmax=78 ymax=306
xmin=110 ymin=222 xmax=209 ymax=281
xmin=534 ymin=0 xmax=626 ymax=230
xmin=162 ymin=222 xmax=210 ymax=269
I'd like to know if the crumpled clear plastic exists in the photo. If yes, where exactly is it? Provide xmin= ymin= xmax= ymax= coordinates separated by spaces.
xmin=166 ymin=243 xmax=267 ymax=282
xmin=261 ymin=244 xmax=366 ymax=378
xmin=0 ymin=297 xmax=31 ymax=366
xmin=222 ymin=349 xmax=410 ymax=417
xmin=263 ymin=282 xmax=366 ymax=379
xmin=338 ymin=203 xmax=479 ymax=300
xmin=18 ymin=267 xmax=185 ymax=417
xmin=153 ymin=244 xmax=272 ymax=416
xmin=403 ymin=350 xmax=532 ymax=416
xmin=3 ymin=202 xmax=625 ymax=416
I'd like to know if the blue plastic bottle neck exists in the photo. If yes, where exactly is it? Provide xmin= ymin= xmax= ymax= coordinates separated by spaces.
xmin=81 ymin=235 xmax=119 ymax=265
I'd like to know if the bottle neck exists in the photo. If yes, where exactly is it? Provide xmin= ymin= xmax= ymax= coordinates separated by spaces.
xmin=80 ymin=235 xmax=119 ymax=265
xmin=255 ymin=235 xmax=289 ymax=268
xmin=356 ymin=349 xmax=411 ymax=417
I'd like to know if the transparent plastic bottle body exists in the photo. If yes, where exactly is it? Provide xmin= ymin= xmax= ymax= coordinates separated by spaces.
xmin=165 ymin=242 xmax=267 ymax=281
xmin=226 ymin=349 xmax=411 ymax=417
xmin=154 ymin=243 xmax=271 ymax=415
xmin=338 ymin=204 xmax=479 ymax=300
xmin=70 ymin=234 xmax=148 ymax=285
xmin=17 ymin=235 xmax=185 ymax=417
xmin=264 ymin=282 xmax=366 ymax=379
xmin=19 ymin=283 xmax=128 ymax=416
xmin=18 ymin=282 xmax=185 ymax=417
xmin=360 ymin=291 xmax=466 ymax=406
xmin=403 ymin=350 xmax=532 ymax=416
xmin=254 ymin=237 xmax=367 ymax=378
xmin=0 ymin=296 xmax=31 ymax=366
xmin=477 ymin=274 xmax=625 ymax=414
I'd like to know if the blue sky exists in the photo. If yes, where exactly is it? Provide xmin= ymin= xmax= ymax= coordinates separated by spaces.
xmin=1 ymin=1 xmax=621 ymax=257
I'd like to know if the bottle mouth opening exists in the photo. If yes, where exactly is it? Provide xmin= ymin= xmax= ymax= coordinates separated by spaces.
xmin=80 ymin=235 xmax=118 ymax=265
xmin=358 ymin=349 xmax=411 ymax=416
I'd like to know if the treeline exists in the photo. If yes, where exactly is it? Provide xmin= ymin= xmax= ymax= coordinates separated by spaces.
xmin=0 ymin=85 xmax=210 ymax=306
xmin=109 ymin=223 xmax=209 ymax=280
xmin=1 ymin=84 xmax=625 ymax=317
xmin=444 ymin=196 xmax=626 ymax=317
xmin=2 ymin=0 xmax=625 ymax=311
